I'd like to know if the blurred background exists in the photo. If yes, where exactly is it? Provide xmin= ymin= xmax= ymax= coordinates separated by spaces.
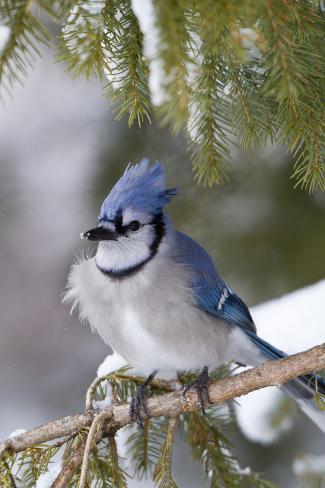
xmin=0 ymin=43 xmax=325 ymax=487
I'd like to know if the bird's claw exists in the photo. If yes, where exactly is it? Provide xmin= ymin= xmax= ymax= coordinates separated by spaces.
xmin=183 ymin=366 xmax=210 ymax=414
xmin=130 ymin=370 xmax=158 ymax=427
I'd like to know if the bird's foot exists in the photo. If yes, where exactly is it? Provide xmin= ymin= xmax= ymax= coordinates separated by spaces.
xmin=130 ymin=370 xmax=158 ymax=427
xmin=183 ymin=366 xmax=210 ymax=414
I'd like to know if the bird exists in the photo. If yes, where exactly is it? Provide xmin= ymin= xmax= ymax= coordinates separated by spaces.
xmin=65 ymin=159 xmax=325 ymax=430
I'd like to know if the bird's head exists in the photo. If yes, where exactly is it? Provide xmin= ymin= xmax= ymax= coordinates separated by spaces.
xmin=81 ymin=159 xmax=177 ymax=276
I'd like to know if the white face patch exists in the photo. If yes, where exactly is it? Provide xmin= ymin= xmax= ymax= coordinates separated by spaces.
xmin=95 ymin=222 xmax=157 ymax=274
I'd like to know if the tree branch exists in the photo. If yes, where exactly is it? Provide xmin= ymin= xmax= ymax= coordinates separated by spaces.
xmin=52 ymin=439 xmax=87 ymax=488
xmin=79 ymin=408 xmax=113 ymax=488
xmin=1 ymin=343 xmax=324 ymax=462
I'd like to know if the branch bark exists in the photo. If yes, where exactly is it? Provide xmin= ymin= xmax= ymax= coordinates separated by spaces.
xmin=52 ymin=440 xmax=87 ymax=488
xmin=1 ymin=343 xmax=324 ymax=462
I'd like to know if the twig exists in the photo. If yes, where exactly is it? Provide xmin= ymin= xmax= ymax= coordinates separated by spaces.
xmin=78 ymin=409 xmax=113 ymax=488
xmin=52 ymin=439 xmax=87 ymax=488
xmin=53 ymin=429 xmax=107 ymax=487
xmin=85 ymin=375 xmax=109 ymax=411
xmin=0 ymin=412 xmax=94 ymax=460
xmin=0 ymin=343 xmax=324 ymax=462
xmin=45 ymin=432 xmax=78 ymax=449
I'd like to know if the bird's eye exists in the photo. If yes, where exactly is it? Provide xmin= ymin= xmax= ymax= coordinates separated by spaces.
xmin=129 ymin=220 xmax=141 ymax=231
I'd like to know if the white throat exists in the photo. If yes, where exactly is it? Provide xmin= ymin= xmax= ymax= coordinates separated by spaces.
xmin=95 ymin=219 xmax=163 ymax=276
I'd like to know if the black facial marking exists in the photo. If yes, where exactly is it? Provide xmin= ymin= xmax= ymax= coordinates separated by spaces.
xmin=114 ymin=208 xmax=123 ymax=234
xmin=98 ymin=212 xmax=166 ymax=279
xmin=99 ymin=260 xmax=150 ymax=279
xmin=149 ymin=213 xmax=165 ymax=256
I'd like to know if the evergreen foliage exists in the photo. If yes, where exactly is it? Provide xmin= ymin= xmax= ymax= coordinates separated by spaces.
xmin=0 ymin=0 xmax=50 ymax=95
xmin=0 ymin=0 xmax=324 ymax=190
xmin=152 ymin=417 xmax=178 ymax=488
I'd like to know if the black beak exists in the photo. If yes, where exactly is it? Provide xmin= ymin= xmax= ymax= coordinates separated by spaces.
xmin=80 ymin=226 xmax=118 ymax=241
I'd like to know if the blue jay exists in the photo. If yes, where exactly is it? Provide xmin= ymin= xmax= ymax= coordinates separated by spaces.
xmin=65 ymin=159 xmax=325 ymax=430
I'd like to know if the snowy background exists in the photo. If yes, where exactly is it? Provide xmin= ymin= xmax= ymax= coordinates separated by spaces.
xmin=0 ymin=38 xmax=325 ymax=486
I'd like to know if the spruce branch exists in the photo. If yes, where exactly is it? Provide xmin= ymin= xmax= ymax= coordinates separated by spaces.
xmin=188 ymin=1 xmax=235 ymax=186
xmin=1 ymin=343 xmax=324 ymax=461
xmin=0 ymin=343 xmax=324 ymax=486
xmin=107 ymin=436 xmax=129 ymax=488
xmin=154 ymin=0 xmax=192 ymax=133
xmin=258 ymin=0 xmax=325 ymax=191
xmin=183 ymin=410 xmax=237 ymax=487
xmin=0 ymin=0 xmax=50 ymax=96
xmin=126 ymin=416 xmax=174 ymax=480
xmin=0 ymin=458 xmax=17 ymax=488
xmin=226 ymin=44 xmax=276 ymax=150
xmin=59 ymin=0 xmax=109 ymax=79
xmin=1 ymin=0 xmax=324 ymax=190
xmin=102 ymin=0 xmax=151 ymax=127
xmin=189 ymin=53 xmax=232 ymax=187
xmin=153 ymin=416 xmax=178 ymax=488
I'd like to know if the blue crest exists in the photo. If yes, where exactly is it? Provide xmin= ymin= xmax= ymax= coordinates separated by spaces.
xmin=99 ymin=159 xmax=177 ymax=220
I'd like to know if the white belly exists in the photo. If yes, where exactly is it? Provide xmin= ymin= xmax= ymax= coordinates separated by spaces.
xmin=119 ymin=306 xmax=166 ymax=370
xmin=65 ymin=255 xmax=259 ymax=375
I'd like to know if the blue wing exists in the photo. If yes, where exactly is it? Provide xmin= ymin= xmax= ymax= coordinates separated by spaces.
xmin=173 ymin=233 xmax=325 ymax=429
xmin=174 ymin=231 xmax=256 ymax=333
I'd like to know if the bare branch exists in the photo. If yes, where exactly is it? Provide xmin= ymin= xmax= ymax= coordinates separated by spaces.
xmin=79 ymin=409 xmax=113 ymax=488
xmin=0 ymin=413 xmax=95 ymax=460
xmin=1 ymin=343 xmax=324 ymax=462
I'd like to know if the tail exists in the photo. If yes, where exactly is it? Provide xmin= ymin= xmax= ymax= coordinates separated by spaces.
xmin=245 ymin=330 xmax=325 ymax=433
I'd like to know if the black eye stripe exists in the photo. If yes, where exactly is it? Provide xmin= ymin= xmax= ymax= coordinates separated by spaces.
xmin=114 ymin=209 xmax=123 ymax=234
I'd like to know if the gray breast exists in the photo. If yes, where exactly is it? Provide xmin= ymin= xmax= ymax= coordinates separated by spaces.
xmin=83 ymin=255 xmax=230 ymax=373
